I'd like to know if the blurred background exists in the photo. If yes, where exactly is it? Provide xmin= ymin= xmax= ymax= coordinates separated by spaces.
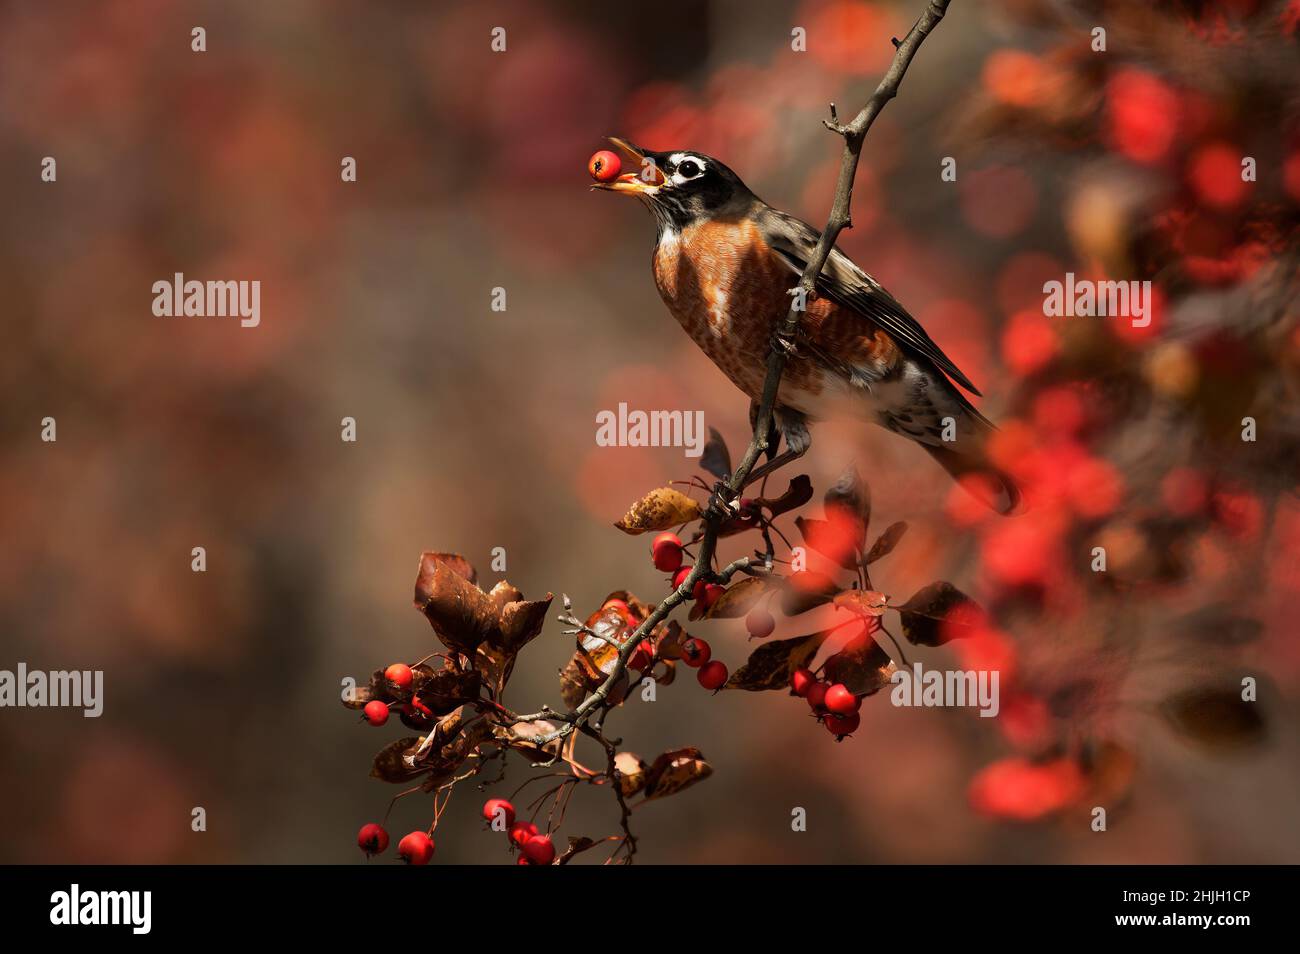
xmin=1 ymin=0 xmax=1298 ymax=863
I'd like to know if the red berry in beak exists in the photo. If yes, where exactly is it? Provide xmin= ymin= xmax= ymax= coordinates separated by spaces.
xmin=397 ymin=830 xmax=435 ymax=865
xmin=363 ymin=700 xmax=390 ymax=726
xmin=588 ymin=149 xmax=622 ymax=182
xmin=357 ymin=823 xmax=389 ymax=856
xmin=697 ymin=659 xmax=729 ymax=690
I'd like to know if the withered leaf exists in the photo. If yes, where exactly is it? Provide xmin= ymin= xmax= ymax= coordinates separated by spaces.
xmin=725 ymin=631 xmax=828 ymax=691
xmin=370 ymin=736 xmax=430 ymax=784
xmin=414 ymin=552 xmax=477 ymax=602
xmin=700 ymin=427 xmax=732 ymax=480
xmin=559 ymin=654 xmax=590 ymax=709
xmin=415 ymin=560 xmax=497 ymax=654
xmin=822 ymin=633 xmax=895 ymax=696
xmin=614 ymin=751 xmax=648 ymax=797
xmin=654 ymin=620 xmax=688 ymax=660
xmin=781 ymin=570 xmax=839 ymax=616
xmin=643 ymin=747 xmax=713 ymax=800
xmin=897 ymin=581 xmax=983 ymax=646
xmin=614 ymin=487 xmax=702 ymax=534
xmin=416 ymin=663 xmax=482 ymax=714
xmin=342 ymin=683 xmax=374 ymax=710
xmin=1160 ymin=687 xmax=1265 ymax=752
xmin=703 ymin=576 xmax=773 ymax=619
xmin=865 ymin=521 xmax=908 ymax=564
xmin=764 ymin=474 xmax=814 ymax=518
xmin=576 ymin=606 xmax=630 ymax=682
xmin=497 ymin=720 xmax=565 ymax=764
xmin=494 ymin=594 xmax=553 ymax=654
xmin=652 ymin=658 xmax=677 ymax=686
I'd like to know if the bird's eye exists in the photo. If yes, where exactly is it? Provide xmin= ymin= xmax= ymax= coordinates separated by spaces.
xmin=677 ymin=159 xmax=702 ymax=179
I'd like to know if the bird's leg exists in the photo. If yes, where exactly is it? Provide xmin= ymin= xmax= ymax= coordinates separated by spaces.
xmin=742 ymin=407 xmax=810 ymax=489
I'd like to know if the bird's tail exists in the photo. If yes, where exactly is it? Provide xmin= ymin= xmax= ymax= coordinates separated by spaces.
xmin=921 ymin=436 xmax=1022 ymax=515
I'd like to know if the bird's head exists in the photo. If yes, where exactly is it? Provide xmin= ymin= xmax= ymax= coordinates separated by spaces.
xmin=592 ymin=137 xmax=754 ymax=228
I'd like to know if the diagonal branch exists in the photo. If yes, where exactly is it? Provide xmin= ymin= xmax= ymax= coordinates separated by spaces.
xmin=504 ymin=0 xmax=955 ymax=747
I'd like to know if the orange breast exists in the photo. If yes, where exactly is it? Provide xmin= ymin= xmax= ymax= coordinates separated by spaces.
xmin=651 ymin=218 xmax=902 ymax=412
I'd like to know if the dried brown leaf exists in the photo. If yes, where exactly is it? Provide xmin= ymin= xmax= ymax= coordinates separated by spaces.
xmin=725 ymin=631 xmax=828 ymax=691
xmin=614 ymin=488 xmax=702 ymax=534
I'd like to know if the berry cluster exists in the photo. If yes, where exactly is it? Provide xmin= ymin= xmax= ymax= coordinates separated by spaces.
xmin=790 ymin=667 xmax=863 ymax=739
xmin=356 ymin=822 xmax=435 ymax=865
xmin=482 ymin=798 xmax=556 ymax=865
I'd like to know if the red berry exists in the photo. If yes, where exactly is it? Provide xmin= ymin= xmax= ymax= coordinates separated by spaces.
xmin=411 ymin=695 xmax=434 ymax=719
xmin=357 ymin=823 xmax=389 ymax=856
xmin=701 ymin=584 xmax=725 ymax=611
xmin=672 ymin=566 xmax=693 ymax=592
xmin=522 ymin=834 xmax=556 ymax=865
xmin=791 ymin=668 xmax=816 ymax=697
xmin=825 ymin=711 xmax=861 ymax=738
xmin=629 ymin=639 xmax=654 ymax=671
xmin=363 ymin=700 xmax=390 ymax=726
xmin=681 ymin=637 xmax=711 ymax=668
xmin=697 ymin=659 xmax=728 ymax=690
xmin=651 ymin=532 xmax=684 ymax=572
xmin=691 ymin=579 xmax=708 ymax=602
xmin=397 ymin=830 xmax=434 ymax=865
xmin=746 ymin=608 xmax=776 ymax=639
xmin=384 ymin=663 xmax=413 ymax=689
xmin=806 ymin=682 xmax=829 ymax=711
xmin=517 ymin=855 xmax=532 ymax=865
xmin=588 ymin=149 xmax=621 ymax=182
xmin=824 ymin=683 xmax=860 ymax=715
xmin=482 ymin=798 xmax=516 ymax=830
xmin=509 ymin=820 xmax=538 ymax=848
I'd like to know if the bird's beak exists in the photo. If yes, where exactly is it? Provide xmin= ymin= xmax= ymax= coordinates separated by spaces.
xmin=592 ymin=136 xmax=666 ymax=195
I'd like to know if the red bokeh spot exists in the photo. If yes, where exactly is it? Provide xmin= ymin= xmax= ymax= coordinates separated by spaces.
xmin=1001 ymin=309 xmax=1058 ymax=377
xmin=1106 ymin=68 xmax=1180 ymax=164
xmin=960 ymin=165 xmax=1037 ymax=239
xmin=982 ymin=49 xmax=1049 ymax=108
xmin=969 ymin=756 xmax=1085 ymax=821
xmin=1188 ymin=141 xmax=1250 ymax=208
xmin=1162 ymin=467 xmax=1210 ymax=516
xmin=802 ymin=1 xmax=901 ymax=75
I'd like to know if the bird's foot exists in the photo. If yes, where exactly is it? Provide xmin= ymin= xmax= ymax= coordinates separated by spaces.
xmin=704 ymin=479 xmax=741 ymax=523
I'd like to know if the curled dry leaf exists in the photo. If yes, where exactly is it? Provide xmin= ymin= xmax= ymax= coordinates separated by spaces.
xmin=703 ymin=576 xmax=772 ymax=619
xmin=643 ymin=747 xmax=713 ymax=801
xmin=559 ymin=655 xmax=588 ymax=709
xmin=414 ymin=552 xmax=477 ymax=599
xmin=865 ymin=521 xmax=908 ymax=564
xmin=614 ymin=751 xmax=648 ymax=797
xmin=897 ymin=581 xmax=984 ymax=646
xmin=371 ymin=736 xmax=431 ymax=784
xmin=1160 ymin=686 xmax=1265 ymax=752
xmin=497 ymin=720 xmax=565 ymax=764
xmin=413 ymin=661 xmax=482 ymax=715
xmin=725 ymin=631 xmax=828 ymax=691
xmin=614 ymin=487 xmax=702 ymax=534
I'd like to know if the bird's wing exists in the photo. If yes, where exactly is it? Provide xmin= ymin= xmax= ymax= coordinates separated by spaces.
xmin=757 ymin=206 xmax=982 ymax=396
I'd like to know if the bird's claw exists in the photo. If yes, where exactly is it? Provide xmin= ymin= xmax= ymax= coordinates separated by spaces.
xmin=704 ymin=480 xmax=740 ymax=522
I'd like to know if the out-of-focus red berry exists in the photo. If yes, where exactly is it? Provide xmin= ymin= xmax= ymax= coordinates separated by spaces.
xmin=384 ymin=663 xmax=413 ymax=688
xmin=701 ymin=584 xmax=725 ymax=611
xmin=807 ymin=682 xmax=829 ymax=711
xmin=746 ymin=608 xmax=776 ymax=639
xmin=509 ymin=820 xmax=538 ymax=848
xmin=397 ymin=831 xmax=435 ymax=865
xmin=681 ymin=637 xmax=711 ymax=668
xmin=357 ymin=823 xmax=388 ymax=856
xmin=825 ymin=711 xmax=861 ymax=738
xmin=790 ymin=668 xmax=816 ymax=697
xmin=363 ymin=700 xmax=390 ymax=726
xmin=522 ymin=834 xmax=556 ymax=865
xmin=588 ymin=150 xmax=622 ymax=182
xmin=824 ymin=683 xmax=860 ymax=715
xmin=629 ymin=639 xmax=654 ymax=671
xmin=651 ymin=532 xmax=684 ymax=572
xmin=697 ymin=660 xmax=728 ymax=690
xmin=483 ymin=798 xmax=515 ymax=830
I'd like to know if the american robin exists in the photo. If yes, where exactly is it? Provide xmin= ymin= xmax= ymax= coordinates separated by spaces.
xmin=594 ymin=138 xmax=1020 ymax=514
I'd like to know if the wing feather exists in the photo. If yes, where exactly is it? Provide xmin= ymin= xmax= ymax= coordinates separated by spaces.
xmin=759 ymin=207 xmax=982 ymax=396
